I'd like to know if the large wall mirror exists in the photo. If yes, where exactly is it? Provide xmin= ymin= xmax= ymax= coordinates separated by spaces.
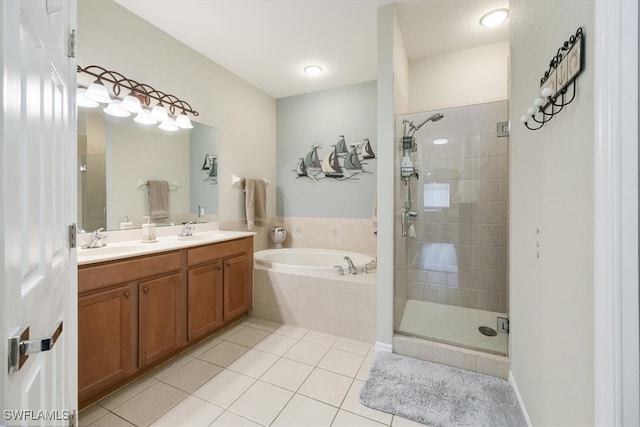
xmin=77 ymin=108 xmax=218 ymax=232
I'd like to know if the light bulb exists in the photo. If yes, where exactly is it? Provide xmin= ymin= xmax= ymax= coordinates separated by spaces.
xmin=304 ymin=65 xmax=323 ymax=76
xmin=527 ymin=107 xmax=536 ymax=115
xmin=159 ymin=119 xmax=179 ymax=132
xmin=175 ymin=113 xmax=193 ymax=129
xmin=77 ymin=88 xmax=99 ymax=108
xmin=103 ymin=100 xmax=131 ymax=117
xmin=533 ymin=98 xmax=545 ymax=107
xmin=134 ymin=109 xmax=158 ymax=125
xmin=121 ymin=94 xmax=142 ymax=113
xmin=480 ymin=9 xmax=509 ymax=28
xmin=86 ymin=81 xmax=111 ymax=103
xmin=151 ymin=104 xmax=168 ymax=122
xmin=520 ymin=115 xmax=529 ymax=123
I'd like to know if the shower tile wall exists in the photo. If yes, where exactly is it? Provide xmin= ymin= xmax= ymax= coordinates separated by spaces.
xmin=398 ymin=101 xmax=509 ymax=314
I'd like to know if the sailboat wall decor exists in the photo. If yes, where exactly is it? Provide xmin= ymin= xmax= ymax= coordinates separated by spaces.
xmin=293 ymin=135 xmax=376 ymax=181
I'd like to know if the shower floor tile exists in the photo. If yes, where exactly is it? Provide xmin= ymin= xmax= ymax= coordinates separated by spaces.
xmin=398 ymin=299 xmax=508 ymax=355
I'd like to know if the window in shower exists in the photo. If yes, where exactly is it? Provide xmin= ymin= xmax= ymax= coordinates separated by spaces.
xmin=423 ymin=182 xmax=450 ymax=210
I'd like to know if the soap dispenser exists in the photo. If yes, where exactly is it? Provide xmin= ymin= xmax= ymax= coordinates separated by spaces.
xmin=120 ymin=216 xmax=133 ymax=230
xmin=141 ymin=216 xmax=156 ymax=242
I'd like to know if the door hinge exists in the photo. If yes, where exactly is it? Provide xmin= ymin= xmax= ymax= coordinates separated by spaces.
xmin=68 ymin=29 xmax=76 ymax=58
xmin=68 ymin=223 xmax=77 ymax=249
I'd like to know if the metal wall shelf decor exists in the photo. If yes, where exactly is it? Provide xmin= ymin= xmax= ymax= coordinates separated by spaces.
xmin=294 ymin=135 xmax=376 ymax=181
xmin=520 ymin=27 xmax=584 ymax=130
xmin=201 ymin=154 xmax=218 ymax=185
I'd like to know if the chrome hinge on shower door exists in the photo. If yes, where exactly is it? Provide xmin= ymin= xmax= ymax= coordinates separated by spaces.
xmin=497 ymin=317 xmax=509 ymax=333
xmin=497 ymin=121 xmax=510 ymax=137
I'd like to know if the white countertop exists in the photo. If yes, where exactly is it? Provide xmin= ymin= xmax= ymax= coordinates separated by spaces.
xmin=77 ymin=229 xmax=255 ymax=265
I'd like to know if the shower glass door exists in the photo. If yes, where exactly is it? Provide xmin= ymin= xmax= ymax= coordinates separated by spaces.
xmin=393 ymin=101 xmax=509 ymax=355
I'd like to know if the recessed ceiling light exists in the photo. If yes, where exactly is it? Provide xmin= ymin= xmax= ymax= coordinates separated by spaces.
xmin=304 ymin=65 xmax=323 ymax=76
xmin=480 ymin=8 xmax=509 ymax=28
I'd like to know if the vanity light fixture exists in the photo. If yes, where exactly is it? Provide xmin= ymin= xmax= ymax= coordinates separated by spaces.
xmin=77 ymin=65 xmax=199 ymax=132
xmin=304 ymin=65 xmax=323 ymax=76
xmin=480 ymin=8 xmax=509 ymax=28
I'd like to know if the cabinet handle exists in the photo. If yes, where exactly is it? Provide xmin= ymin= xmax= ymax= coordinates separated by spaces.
xmin=124 ymin=291 xmax=130 ymax=298
xmin=142 ymin=287 xmax=148 ymax=293
xmin=225 ymin=262 xmax=230 ymax=267
xmin=216 ymin=265 xmax=222 ymax=271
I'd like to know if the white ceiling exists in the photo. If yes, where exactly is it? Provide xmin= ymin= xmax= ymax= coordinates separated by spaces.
xmin=114 ymin=0 xmax=509 ymax=99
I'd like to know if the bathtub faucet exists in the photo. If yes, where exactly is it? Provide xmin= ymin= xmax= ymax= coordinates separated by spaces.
xmin=334 ymin=265 xmax=344 ymax=276
xmin=344 ymin=256 xmax=358 ymax=275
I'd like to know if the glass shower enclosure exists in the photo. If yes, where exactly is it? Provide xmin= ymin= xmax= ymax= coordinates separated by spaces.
xmin=393 ymin=101 xmax=509 ymax=355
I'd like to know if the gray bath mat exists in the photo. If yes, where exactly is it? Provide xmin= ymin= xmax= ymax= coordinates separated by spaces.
xmin=360 ymin=352 xmax=527 ymax=427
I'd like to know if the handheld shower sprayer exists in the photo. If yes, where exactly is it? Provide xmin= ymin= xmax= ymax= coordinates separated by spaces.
xmin=400 ymin=112 xmax=444 ymax=181
xmin=403 ymin=113 xmax=444 ymax=138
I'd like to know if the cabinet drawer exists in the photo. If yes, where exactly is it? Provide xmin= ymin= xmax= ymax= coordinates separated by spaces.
xmin=78 ymin=251 xmax=183 ymax=293
xmin=187 ymin=238 xmax=252 ymax=266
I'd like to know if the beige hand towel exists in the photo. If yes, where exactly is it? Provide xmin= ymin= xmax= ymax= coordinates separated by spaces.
xmin=148 ymin=180 xmax=169 ymax=219
xmin=243 ymin=178 xmax=267 ymax=230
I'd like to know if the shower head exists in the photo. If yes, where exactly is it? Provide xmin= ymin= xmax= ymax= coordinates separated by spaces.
xmin=413 ymin=113 xmax=444 ymax=132
xmin=403 ymin=113 xmax=444 ymax=137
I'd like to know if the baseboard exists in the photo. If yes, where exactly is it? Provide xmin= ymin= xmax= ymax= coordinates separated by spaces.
xmin=509 ymin=370 xmax=533 ymax=427
xmin=375 ymin=341 xmax=392 ymax=353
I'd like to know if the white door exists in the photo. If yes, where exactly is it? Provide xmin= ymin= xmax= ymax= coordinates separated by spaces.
xmin=1 ymin=0 xmax=77 ymax=425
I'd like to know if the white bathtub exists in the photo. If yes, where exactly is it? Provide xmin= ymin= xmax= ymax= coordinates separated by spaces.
xmin=254 ymin=248 xmax=375 ymax=275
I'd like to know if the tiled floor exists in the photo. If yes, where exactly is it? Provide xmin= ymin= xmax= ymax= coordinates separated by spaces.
xmin=79 ymin=318 xmax=427 ymax=427
xmin=397 ymin=299 xmax=508 ymax=355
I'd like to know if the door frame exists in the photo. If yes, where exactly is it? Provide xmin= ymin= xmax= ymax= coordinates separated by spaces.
xmin=594 ymin=0 xmax=639 ymax=425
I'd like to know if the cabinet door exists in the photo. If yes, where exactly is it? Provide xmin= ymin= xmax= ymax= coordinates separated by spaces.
xmin=188 ymin=261 xmax=224 ymax=341
xmin=139 ymin=273 xmax=184 ymax=367
xmin=224 ymin=254 xmax=251 ymax=321
xmin=78 ymin=284 xmax=135 ymax=405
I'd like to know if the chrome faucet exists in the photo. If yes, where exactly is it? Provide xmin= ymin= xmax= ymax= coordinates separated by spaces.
xmin=363 ymin=259 xmax=377 ymax=274
xmin=344 ymin=256 xmax=357 ymax=275
xmin=82 ymin=228 xmax=107 ymax=249
xmin=334 ymin=265 xmax=344 ymax=276
xmin=178 ymin=222 xmax=195 ymax=237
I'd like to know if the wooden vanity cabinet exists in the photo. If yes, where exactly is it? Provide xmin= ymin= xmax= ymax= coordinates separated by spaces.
xmin=224 ymin=254 xmax=251 ymax=320
xmin=78 ymin=283 xmax=136 ymax=402
xmin=186 ymin=237 xmax=253 ymax=340
xmin=138 ymin=272 xmax=185 ymax=367
xmin=187 ymin=261 xmax=224 ymax=341
xmin=78 ymin=236 xmax=253 ymax=408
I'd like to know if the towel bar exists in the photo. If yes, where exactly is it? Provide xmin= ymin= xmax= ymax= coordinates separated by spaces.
xmin=137 ymin=179 xmax=181 ymax=190
xmin=231 ymin=174 xmax=270 ymax=188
